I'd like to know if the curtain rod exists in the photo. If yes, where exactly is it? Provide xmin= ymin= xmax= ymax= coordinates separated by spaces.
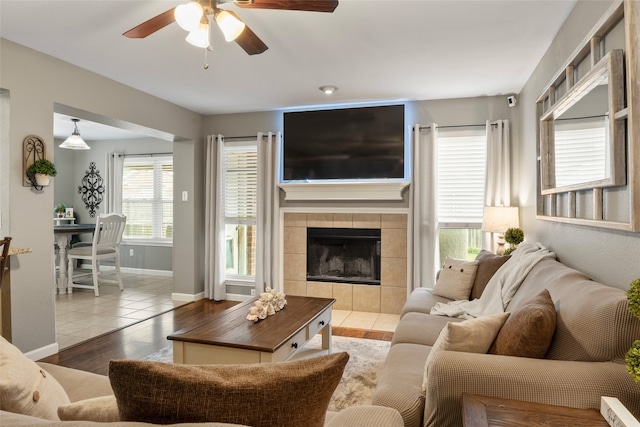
xmin=221 ymin=134 xmax=269 ymax=140
xmin=418 ymin=121 xmax=500 ymax=131
xmin=116 ymin=152 xmax=172 ymax=157
xmin=555 ymin=114 xmax=608 ymax=122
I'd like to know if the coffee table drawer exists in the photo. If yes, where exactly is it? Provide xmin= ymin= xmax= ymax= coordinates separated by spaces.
xmin=307 ymin=307 xmax=332 ymax=339
xmin=273 ymin=328 xmax=307 ymax=362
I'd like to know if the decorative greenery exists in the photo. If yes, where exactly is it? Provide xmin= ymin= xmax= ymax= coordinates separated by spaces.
xmin=626 ymin=278 xmax=640 ymax=382
xmin=504 ymin=227 xmax=524 ymax=245
xmin=503 ymin=227 xmax=524 ymax=255
xmin=27 ymin=159 xmax=57 ymax=177
xmin=54 ymin=203 xmax=67 ymax=214
xmin=626 ymin=340 xmax=640 ymax=382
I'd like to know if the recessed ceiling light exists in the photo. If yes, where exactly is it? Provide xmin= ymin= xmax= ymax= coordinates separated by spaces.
xmin=319 ymin=85 xmax=338 ymax=95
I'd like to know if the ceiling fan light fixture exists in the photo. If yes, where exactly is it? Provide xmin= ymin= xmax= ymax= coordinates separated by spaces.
xmin=59 ymin=119 xmax=90 ymax=150
xmin=319 ymin=85 xmax=338 ymax=95
xmin=175 ymin=1 xmax=204 ymax=32
xmin=215 ymin=10 xmax=246 ymax=42
xmin=186 ymin=20 xmax=210 ymax=48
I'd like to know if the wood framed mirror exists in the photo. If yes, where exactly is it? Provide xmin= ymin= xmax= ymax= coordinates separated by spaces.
xmin=539 ymin=49 xmax=625 ymax=195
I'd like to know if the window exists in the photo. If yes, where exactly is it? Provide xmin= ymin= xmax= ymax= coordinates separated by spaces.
xmin=437 ymin=130 xmax=486 ymax=264
xmin=121 ymin=156 xmax=173 ymax=243
xmin=221 ymin=141 xmax=257 ymax=280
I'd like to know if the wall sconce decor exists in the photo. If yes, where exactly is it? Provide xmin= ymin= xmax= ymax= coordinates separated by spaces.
xmin=22 ymin=135 xmax=52 ymax=190
xmin=77 ymin=162 xmax=105 ymax=217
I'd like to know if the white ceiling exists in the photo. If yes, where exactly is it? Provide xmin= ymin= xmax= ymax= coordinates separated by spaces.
xmin=1 ymin=0 xmax=577 ymax=139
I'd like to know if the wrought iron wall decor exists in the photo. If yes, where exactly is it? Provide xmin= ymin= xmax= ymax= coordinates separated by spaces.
xmin=22 ymin=135 xmax=45 ymax=189
xmin=78 ymin=162 xmax=105 ymax=217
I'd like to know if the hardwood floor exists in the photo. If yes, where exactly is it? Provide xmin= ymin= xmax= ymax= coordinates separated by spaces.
xmin=39 ymin=299 xmax=393 ymax=376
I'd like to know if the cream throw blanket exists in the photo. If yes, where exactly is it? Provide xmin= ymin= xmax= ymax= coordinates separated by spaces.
xmin=430 ymin=241 xmax=556 ymax=319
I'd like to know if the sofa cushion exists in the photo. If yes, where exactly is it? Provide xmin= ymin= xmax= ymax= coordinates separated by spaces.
xmin=489 ymin=289 xmax=555 ymax=358
xmin=391 ymin=312 xmax=465 ymax=347
xmin=0 ymin=336 xmax=70 ymax=420
xmin=58 ymin=395 xmax=120 ymax=422
xmin=400 ymin=288 xmax=454 ymax=318
xmin=109 ymin=352 xmax=348 ymax=427
xmin=422 ymin=312 xmax=510 ymax=391
xmin=471 ymin=250 xmax=510 ymax=300
xmin=432 ymin=257 xmax=479 ymax=301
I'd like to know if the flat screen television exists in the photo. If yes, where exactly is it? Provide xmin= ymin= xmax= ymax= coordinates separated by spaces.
xmin=282 ymin=104 xmax=405 ymax=181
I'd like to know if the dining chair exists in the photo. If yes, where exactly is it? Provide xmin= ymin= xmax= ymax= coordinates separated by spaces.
xmin=0 ymin=236 xmax=12 ymax=288
xmin=67 ymin=214 xmax=126 ymax=296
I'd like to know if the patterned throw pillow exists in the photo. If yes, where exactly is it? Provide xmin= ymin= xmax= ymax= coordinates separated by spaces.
xmin=0 ymin=336 xmax=70 ymax=420
xmin=432 ymin=257 xmax=479 ymax=301
xmin=489 ymin=289 xmax=556 ymax=358
xmin=109 ymin=352 xmax=349 ymax=427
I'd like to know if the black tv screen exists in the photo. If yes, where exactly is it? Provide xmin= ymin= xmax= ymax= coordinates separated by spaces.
xmin=282 ymin=104 xmax=405 ymax=181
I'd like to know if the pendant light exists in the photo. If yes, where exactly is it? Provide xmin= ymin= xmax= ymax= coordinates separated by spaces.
xmin=59 ymin=119 xmax=90 ymax=150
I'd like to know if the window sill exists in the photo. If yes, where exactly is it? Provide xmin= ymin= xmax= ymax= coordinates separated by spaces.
xmin=279 ymin=180 xmax=410 ymax=201
xmin=122 ymin=239 xmax=173 ymax=248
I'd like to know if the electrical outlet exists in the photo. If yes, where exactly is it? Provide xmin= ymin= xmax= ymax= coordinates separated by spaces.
xmin=251 ymin=289 xmax=256 ymax=296
xmin=129 ymin=249 xmax=134 ymax=257
xmin=182 ymin=191 xmax=188 ymax=202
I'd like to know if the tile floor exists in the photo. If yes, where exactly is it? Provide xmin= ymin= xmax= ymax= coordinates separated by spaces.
xmin=55 ymin=272 xmax=189 ymax=350
xmin=55 ymin=272 xmax=401 ymax=350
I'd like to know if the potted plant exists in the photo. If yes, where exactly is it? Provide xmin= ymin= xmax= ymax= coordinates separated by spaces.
xmin=626 ymin=278 xmax=640 ymax=382
xmin=54 ymin=203 xmax=67 ymax=218
xmin=27 ymin=159 xmax=57 ymax=186
xmin=503 ymin=227 xmax=524 ymax=255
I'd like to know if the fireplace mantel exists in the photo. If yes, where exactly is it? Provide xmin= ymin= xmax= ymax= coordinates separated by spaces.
xmin=279 ymin=181 xmax=410 ymax=201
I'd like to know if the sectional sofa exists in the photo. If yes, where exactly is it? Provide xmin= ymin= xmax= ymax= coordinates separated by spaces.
xmin=372 ymin=245 xmax=640 ymax=427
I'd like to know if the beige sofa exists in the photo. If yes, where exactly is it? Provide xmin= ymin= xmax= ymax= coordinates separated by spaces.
xmin=0 ymin=349 xmax=403 ymax=427
xmin=372 ymin=254 xmax=640 ymax=427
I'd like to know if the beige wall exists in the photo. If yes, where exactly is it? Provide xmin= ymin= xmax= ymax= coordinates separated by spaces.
xmin=0 ymin=39 xmax=204 ymax=353
xmin=517 ymin=0 xmax=640 ymax=290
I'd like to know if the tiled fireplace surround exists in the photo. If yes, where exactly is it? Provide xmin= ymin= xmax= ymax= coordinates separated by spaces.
xmin=282 ymin=212 xmax=408 ymax=314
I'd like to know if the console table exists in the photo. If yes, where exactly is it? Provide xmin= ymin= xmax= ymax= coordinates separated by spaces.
xmin=462 ymin=394 xmax=608 ymax=427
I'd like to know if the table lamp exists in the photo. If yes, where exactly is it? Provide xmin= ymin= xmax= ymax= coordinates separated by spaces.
xmin=482 ymin=206 xmax=519 ymax=255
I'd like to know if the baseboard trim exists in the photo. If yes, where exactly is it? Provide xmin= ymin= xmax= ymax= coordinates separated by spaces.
xmin=226 ymin=293 xmax=254 ymax=302
xmin=26 ymin=343 xmax=59 ymax=361
xmin=77 ymin=264 xmax=172 ymax=277
xmin=171 ymin=292 xmax=204 ymax=302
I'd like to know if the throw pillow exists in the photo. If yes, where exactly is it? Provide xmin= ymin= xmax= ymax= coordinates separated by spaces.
xmin=422 ymin=312 xmax=510 ymax=391
xmin=489 ymin=289 xmax=556 ymax=358
xmin=432 ymin=257 xmax=479 ymax=301
xmin=58 ymin=395 xmax=120 ymax=422
xmin=471 ymin=250 xmax=511 ymax=300
xmin=0 ymin=336 xmax=70 ymax=420
xmin=109 ymin=352 xmax=349 ymax=427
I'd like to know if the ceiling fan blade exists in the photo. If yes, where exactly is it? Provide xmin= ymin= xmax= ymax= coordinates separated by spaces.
xmin=123 ymin=8 xmax=176 ymax=38
xmin=234 ymin=24 xmax=269 ymax=55
xmin=236 ymin=0 xmax=338 ymax=13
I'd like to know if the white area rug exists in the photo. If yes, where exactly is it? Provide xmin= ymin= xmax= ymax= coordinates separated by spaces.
xmin=142 ymin=335 xmax=391 ymax=412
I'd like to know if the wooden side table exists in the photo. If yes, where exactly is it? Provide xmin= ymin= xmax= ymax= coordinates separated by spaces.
xmin=462 ymin=394 xmax=609 ymax=427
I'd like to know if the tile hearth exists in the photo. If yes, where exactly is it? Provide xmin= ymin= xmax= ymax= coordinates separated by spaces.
xmin=283 ymin=212 xmax=408 ymax=314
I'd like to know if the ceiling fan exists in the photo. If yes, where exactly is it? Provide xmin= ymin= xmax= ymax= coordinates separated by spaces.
xmin=123 ymin=0 xmax=339 ymax=56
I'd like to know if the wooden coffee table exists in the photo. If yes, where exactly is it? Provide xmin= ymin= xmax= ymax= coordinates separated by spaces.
xmin=462 ymin=394 xmax=609 ymax=427
xmin=168 ymin=295 xmax=334 ymax=364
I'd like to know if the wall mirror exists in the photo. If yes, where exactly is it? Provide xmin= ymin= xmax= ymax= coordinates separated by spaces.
xmin=540 ymin=49 xmax=625 ymax=194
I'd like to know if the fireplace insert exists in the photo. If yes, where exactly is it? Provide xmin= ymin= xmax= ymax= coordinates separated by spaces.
xmin=307 ymin=227 xmax=381 ymax=285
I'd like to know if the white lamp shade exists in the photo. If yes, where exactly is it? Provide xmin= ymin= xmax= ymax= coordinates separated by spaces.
xmin=482 ymin=206 xmax=519 ymax=233
xmin=175 ymin=2 xmax=204 ymax=32
xmin=59 ymin=134 xmax=90 ymax=150
xmin=186 ymin=22 xmax=210 ymax=48
xmin=215 ymin=10 xmax=245 ymax=42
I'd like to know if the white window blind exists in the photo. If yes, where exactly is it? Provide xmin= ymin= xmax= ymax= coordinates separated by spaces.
xmin=222 ymin=144 xmax=258 ymax=222
xmin=437 ymin=131 xmax=486 ymax=226
xmin=122 ymin=156 xmax=173 ymax=241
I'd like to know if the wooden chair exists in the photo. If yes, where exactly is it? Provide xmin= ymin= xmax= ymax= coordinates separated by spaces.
xmin=0 ymin=237 xmax=12 ymax=288
xmin=67 ymin=214 xmax=126 ymax=296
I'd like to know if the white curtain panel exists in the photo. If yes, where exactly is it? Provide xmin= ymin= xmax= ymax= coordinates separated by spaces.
xmin=104 ymin=152 xmax=123 ymax=214
xmin=255 ymin=132 xmax=281 ymax=293
xmin=204 ymin=134 xmax=227 ymax=301
xmin=483 ymin=119 xmax=512 ymax=250
xmin=409 ymin=124 xmax=439 ymax=290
